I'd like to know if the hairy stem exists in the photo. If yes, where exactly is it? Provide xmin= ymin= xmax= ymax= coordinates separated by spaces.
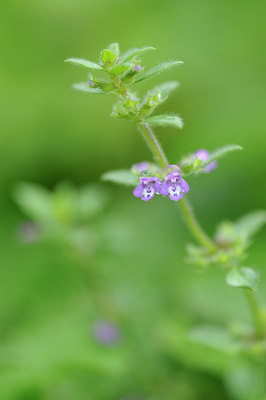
xmin=244 ymin=290 xmax=265 ymax=340
xmin=137 ymin=122 xmax=168 ymax=168
xmin=117 ymin=82 xmax=264 ymax=341
xmin=137 ymin=119 xmax=265 ymax=340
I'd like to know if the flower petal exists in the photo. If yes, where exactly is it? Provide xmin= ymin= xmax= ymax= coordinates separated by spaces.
xmin=133 ymin=184 xmax=143 ymax=197
xmin=180 ymin=178 xmax=190 ymax=193
xmin=204 ymin=161 xmax=217 ymax=173
xmin=195 ymin=149 xmax=209 ymax=162
xmin=141 ymin=188 xmax=155 ymax=201
xmin=160 ymin=181 xmax=169 ymax=195
xmin=169 ymin=192 xmax=183 ymax=201
xmin=154 ymin=180 xmax=161 ymax=194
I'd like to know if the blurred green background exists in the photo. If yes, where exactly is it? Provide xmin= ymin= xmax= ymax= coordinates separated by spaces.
xmin=0 ymin=0 xmax=266 ymax=399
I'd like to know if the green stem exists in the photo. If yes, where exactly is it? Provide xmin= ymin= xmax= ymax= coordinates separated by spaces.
xmin=137 ymin=121 xmax=217 ymax=253
xmin=138 ymin=122 xmax=168 ymax=168
xmin=118 ymin=84 xmax=264 ymax=340
xmin=244 ymin=290 xmax=265 ymax=340
xmin=179 ymin=197 xmax=218 ymax=253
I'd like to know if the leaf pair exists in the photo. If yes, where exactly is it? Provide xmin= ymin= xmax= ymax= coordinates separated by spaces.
xmin=65 ymin=44 xmax=183 ymax=94
xmin=13 ymin=182 xmax=108 ymax=226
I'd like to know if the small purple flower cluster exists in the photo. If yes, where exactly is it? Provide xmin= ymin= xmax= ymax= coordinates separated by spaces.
xmin=195 ymin=149 xmax=217 ymax=173
xmin=133 ymin=164 xmax=190 ymax=202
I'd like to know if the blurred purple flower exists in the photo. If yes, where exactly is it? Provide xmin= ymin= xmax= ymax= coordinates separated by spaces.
xmin=133 ymin=176 xmax=161 ymax=202
xmin=160 ymin=165 xmax=189 ymax=201
xmin=17 ymin=221 xmax=40 ymax=243
xmin=92 ymin=320 xmax=120 ymax=345
xmin=195 ymin=149 xmax=217 ymax=173
xmin=134 ymin=65 xmax=142 ymax=72
xmin=88 ymin=79 xmax=95 ymax=87
xmin=132 ymin=161 xmax=150 ymax=173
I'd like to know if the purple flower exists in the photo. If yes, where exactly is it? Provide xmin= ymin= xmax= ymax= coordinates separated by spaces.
xmin=88 ymin=79 xmax=95 ymax=87
xmin=133 ymin=176 xmax=161 ymax=202
xmin=160 ymin=165 xmax=190 ymax=201
xmin=17 ymin=221 xmax=40 ymax=243
xmin=134 ymin=65 xmax=142 ymax=72
xmin=92 ymin=320 xmax=120 ymax=345
xmin=195 ymin=149 xmax=217 ymax=173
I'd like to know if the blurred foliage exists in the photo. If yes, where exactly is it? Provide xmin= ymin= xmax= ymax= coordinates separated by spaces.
xmin=0 ymin=0 xmax=266 ymax=399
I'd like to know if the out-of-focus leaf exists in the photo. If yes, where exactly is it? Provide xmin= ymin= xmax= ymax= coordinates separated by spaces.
xmin=226 ymin=267 xmax=258 ymax=290
xmin=102 ymin=170 xmax=139 ymax=186
xmin=189 ymin=325 xmax=242 ymax=353
xmin=134 ymin=61 xmax=183 ymax=84
xmin=73 ymin=82 xmax=104 ymax=94
xmin=51 ymin=182 xmax=77 ymax=225
xmin=200 ymin=144 xmax=242 ymax=169
xmin=225 ymin=364 xmax=265 ymax=400
xmin=77 ymin=185 xmax=108 ymax=220
xmin=144 ymin=114 xmax=183 ymax=128
xmin=159 ymin=319 xmax=234 ymax=374
xmin=13 ymin=182 xmax=53 ymax=224
xmin=119 ymin=46 xmax=155 ymax=63
xmin=65 ymin=58 xmax=103 ymax=70
xmin=234 ymin=210 xmax=266 ymax=238
xmin=108 ymin=42 xmax=119 ymax=57
xmin=153 ymin=81 xmax=179 ymax=97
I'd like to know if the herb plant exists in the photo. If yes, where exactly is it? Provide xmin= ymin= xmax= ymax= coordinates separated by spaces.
xmin=65 ymin=43 xmax=266 ymax=346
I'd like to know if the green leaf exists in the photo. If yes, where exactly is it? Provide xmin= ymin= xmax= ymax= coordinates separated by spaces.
xmin=226 ymin=267 xmax=258 ymax=290
xmin=119 ymin=46 xmax=155 ymax=63
xmin=134 ymin=60 xmax=183 ymax=84
xmin=100 ymin=49 xmax=116 ymax=66
xmin=73 ymin=82 xmax=104 ymax=94
xmin=108 ymin=42 xmax=119 ymax=57
xmin=111 ymin=64 xmax=130 ymax=77
xmin=201 ymin=144 xmax=243 ymax=169
xmin=64 ymin=58 xmax=103 ymax=70
xmin=234 ymin=210 xmax=266 ymax=238
xmin=153 ymin=81 xmax=179 ymax=97
xmin=102 ymin=170 xmax=139 ymax=187
xmin=144 ymin=114 xmax=183 ymax=129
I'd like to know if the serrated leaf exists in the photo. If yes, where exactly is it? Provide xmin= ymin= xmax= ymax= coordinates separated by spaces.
xmin=153 ymin=81 xmax=179 ymax=97
xmin=144 ymin=114 xmax=183 ymax=129
xmin=226 ymin=267 xmax=258 ymax=290
xmin=65 ymin=58 xmax=103 ymax=70
xmin=119 ymin=46 xmax=155 ymax=63
xmin=73 ymin=82 xmax=104 ymax=94
xmin=102 ymin=170 xmax=139 ymax=187
xmin=201 ymin=144 xmax=242 ymax=169
xmin=234 ymin=210 xmax=266 ymax=238
xmin=134 ymin=60 xmax=183 ymax=84
xmin=108 ymin=42 xmax=119 ymax=57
